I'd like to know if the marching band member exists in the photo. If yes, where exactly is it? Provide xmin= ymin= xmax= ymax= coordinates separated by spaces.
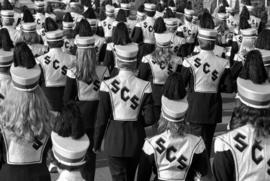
xmin=62 ymin=12 xmax=76 ymax=55
xmin=136 ymin=4 xmax=145 ymax=23
xmin=0 ymin=28 xmax=13 ymax=100
xmin=36 ymin=30 xmax=76 ymax=112
xmin=112 ymin=9 xmax=127 ymax=31
xmin=64 ymin=36 xmax=109 ymax=181
xmin=226 ymin=6 xmax=238 ymax=32
xmin=69 ymin=0 xmax=84 ymax=23
xmin=103 ymin=22 xmax=132 ymax=75
xmin=176 ymin=1 xmax=198 ymax=57
xmin=93 ymin=43 xmax=155 ymax=181
xmin=246 ymin=4 xmax=261 ymax=30
xmin=138 ymin=31 xmax=182 ymax=122
xmin=137 ymin=96 xmax=210 ymax=181
xmin=154 ymin=3 xmax=164 ymax=19
xmin=120 ymin=0 xmax=136 ymax=36
xmin=132 ymin=1 xmax=156 ymax=62
xmin=1 ymin=1 xmax=16 ymax=42
xmin=34 ymin=0 xmax=46 ymax=31
xmin=213 ymin=76 xmax=270 ymax=181
xmin=215 ymin=10 xmax=232 ymax=47
xmin=97 ymin=4 xmax=115 ymax=42
xmin=45 ymin=4 xmax=57 ymax=22
xmin=181 ymin=28 xmax=233 ymax=156
xmin=21 ymin=22 xmax=48 ymax=57
xmin=164 ymin=18 xmax=186 ymax=56
xmin=84 ymin=9 xmax=106 ymax=63
xmin=52 ymin=103 xmax=90 ymax=181
xmin=41 ymin=17 xmax=59 ymax=46
xmin=0 ymin=64 xmax=52 ymax=181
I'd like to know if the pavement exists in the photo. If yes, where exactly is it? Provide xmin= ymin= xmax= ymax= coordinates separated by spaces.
xmin=51 ymin=93 xmax=235 ymax=181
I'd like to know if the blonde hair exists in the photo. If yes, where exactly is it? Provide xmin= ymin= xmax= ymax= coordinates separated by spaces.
xmin=0 ymin=86 xmax=53 ymax=142
xmin=158 ymin=116 xmax=187 ymax=137
xmin=76 ymin=47 xmax=98 ymax=82
xmin=151 ymin=46 xmax=172 ymax=66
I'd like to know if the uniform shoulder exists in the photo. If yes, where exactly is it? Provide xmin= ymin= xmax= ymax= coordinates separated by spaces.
xmin=135 ymin=77 xmax=152 ymax=93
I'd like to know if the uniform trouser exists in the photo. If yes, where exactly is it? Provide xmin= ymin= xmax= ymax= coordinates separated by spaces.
xmin=108 ymin=156 xmax=140 ymax=181
xmin=188 ymin=123 xmax=217 ymax=157
xmin=81 ymin=128 xmax=96 ymax=181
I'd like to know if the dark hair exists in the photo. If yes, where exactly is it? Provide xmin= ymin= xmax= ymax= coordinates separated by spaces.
xmin=53 ymin=101 xmax=84 ymax=139
xmin=240 ymin=6 xmax=250 ymax=20
xmin=63 ymin=29 xmax=75 ymax=39
xmin=63 ymin=12 xmax=73 ymax=22
xmin=230 ymin=101 xmax=270 ymax=137
xmin=163 ymin=73 xmax=186 ymax=100
xmin=156 ymin=3 xmax=164 ymax=12
xmin=112 ymin=22 xmax=131 ymax=45
xmin=199 ymin=10 xmax=215 ymax=29
xmin=78 ymin=19 xmax=93 ymax=37
xmin=239 ymin=16 xmax=251 ymax=30
xmin=198 ymin=38 xmax=215 ymax=50
xmin=44 ymin=17 xmax=58 ymax=32
xmin=13 ymin=42 xmax=36 ymax=68
xmin=145 ymin=10 xmax=155 ymax=17
xmin=23 ymin=8 xmax=35 ymax=23
xmin=83 ymin=7 xmax=97 ymax=19
xmin=153 ymin=17 xmax=166 ymax=33
xmin=255 ymin=29 xmax=270 ymax=50
xmin=239 ymin=50 xmax=268 ymax=84
xmin=0 ymin=28 xmax=14 ymax=51
xmin=47 ymin=40 xmax=64 ymax=48
xmin=163 ymin=8 xmax=175 ymax=18
xmin=116 ymin=9 xmax=127 ymax=22
xmin=218 ymin=5 xmax=226 ymax=13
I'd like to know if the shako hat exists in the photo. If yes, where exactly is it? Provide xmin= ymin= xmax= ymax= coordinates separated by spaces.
xmin=164 ymin=18 xmax=178 ymax=28
xmin=35 ymin=1 xmax=45 ymax=10
xmin=51 ymin=131 xmax=90 ymax=167
xmin=154 ymin=33 xmax=172 ymax=47
xmin=105 ymin=5 xmax=115 ymax=16
xmin=115 ymin=43 xmax=138 ymax=63
xmin=63 ymin=12 xmax=74 ymax=30
xmin=144 ymin=3 xmax=156 ymax=12
xmin=10 ymin=64 xmax=41 ymax=92
xmin=240 ymin=28 xmax=257 ymax=37
xmin=21 ymin=22 xmax=37 ymax=33
xmin=1 ymin=10 xmax=14 ymax=19
xmin=46 ymin=30 xmax=64 ymax=42
xmin=161 ymin=96 xmax=188 ymax=122
xmin=217 ymin=13 xmax=228 ymax=20
xmin=75 ymin=36 xmax=95 ymax=48
xmin=0 ymin=50 xmax=13 ymax=67
xmin=237 ymin=77 xmax=270 ymax=109
xmin=258 ymin=49 xmax=270 ymax=66
xmin=198 ymin=28 xmax=217 ymax=41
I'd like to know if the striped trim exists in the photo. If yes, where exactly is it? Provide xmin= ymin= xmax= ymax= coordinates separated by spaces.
xmin=1 ymin=15 xmax=14 ymax=18
xmin=12 ymin=81 xmax=39 ymax=92
xmin=238 ymin=92 xmax=270 ymax=108
xmin=198 ymin=34 xmax=216 ymax=41
xmin=53 ymin=150 xmax=85 ymax=164
xmin=116 ymin=54 xmax=137 ymax=61
xmin=161 ymin=111 xmax=185 ymax=122
xmin=22 ymin=28 xmax=36 ymax=33
xmin=77 ymin=43 xmax=95 ymax=49
xmin=46 ymin=37 xmax=63 ymax=42
xmin=156 ymin=42 xmax=171 ymax=47
xmin=145 ymin=8 xmax=155 ymax=12
xmin=0 ymin=60 xmax=12 ymax=67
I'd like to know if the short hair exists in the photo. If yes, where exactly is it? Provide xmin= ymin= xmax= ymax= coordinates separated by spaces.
xmin=153 ymin=17 xmax=166 ymax=33
xmin=198 ymin=38 xmax=215 ymax=50
xmin=117 ymin=60 xmax=136 ymax=70
xmin=0 ymin=28 xmax=14 ymax=51
xmin=255 ymin=29 xmax=270 ymax=50
xmin=47 ymin=40 xmax=64 ymax=48
xmin=112 ymin=22 xmax=131 ymax=45
xmin=13 ymin=42 xmax=36 ymax=68
xmin=239 ymin=50 xmax=268 ymax=84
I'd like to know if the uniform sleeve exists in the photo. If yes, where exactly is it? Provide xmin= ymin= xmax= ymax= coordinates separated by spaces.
xmin=98 ymin=43 xmax=107 ymax=63
xmin=213 ymin=138 xmax=235 ymax=181
xmin=137 ymin=140 xmax=155 ymax=181
xmin=94 ymin=82 xmax=112 ymax=150
xmin=219 ymin=65 xmax=234 ymax=93
xmin=140 ymin=83 xmax=155 ymax=127
xmin=63 ymin=74 xmax=77 ymax=105
xmin=181 ymin=59 xmax=192 ymax=87
xmin=137 ymin=60 xmax=151 ymax=81
xmin=103 ymin=49 xmax=115 ymax=73
xmin=187 ymin=139 xmax=210 ymax=180
xmin=0 ymin=131 xmax=4 ymax=169
xmin=131 ymin=24 xmax=143 ymax=44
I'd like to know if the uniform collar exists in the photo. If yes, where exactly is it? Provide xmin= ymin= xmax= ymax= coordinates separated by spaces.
xmin=146 ymin=16 xmax=154 ymax=21
xmin=118 ymin=70 xmax=135 ymax=78
xmin=57 ymin=170 xmax=85 ymax=181
xmin=200 ymin=49 xmax=215 ymax=55
xmin=49 ymin=48 xmax=63 ymax=53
